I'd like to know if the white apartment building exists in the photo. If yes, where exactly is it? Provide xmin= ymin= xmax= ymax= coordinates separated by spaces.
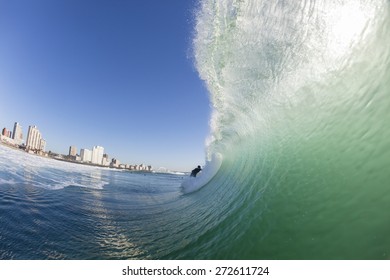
xmin=69 ymin=146 xmax=77 ymax=156
xmin=26 ymin=125 xmax=45 ymax=151
xmin=102 ymin=154 xmax=110 ymax=166
xmin=12 ymin=122 xmax=23 ymax=145
xmin=80 ymin=148 xmax=92 ymax=162
xmin=39 ymin=139 xmax=46 ymax=152
xmin=91 ymin=146 xmax=104 ymax=165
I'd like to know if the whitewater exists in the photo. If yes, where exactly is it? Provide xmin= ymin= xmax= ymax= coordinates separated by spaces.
xmin=1 ymin=0 xmax=390 ymax=259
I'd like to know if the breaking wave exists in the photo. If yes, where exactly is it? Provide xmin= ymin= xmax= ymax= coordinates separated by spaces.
xmin=181 ymin=0 xmax=390 ymax=259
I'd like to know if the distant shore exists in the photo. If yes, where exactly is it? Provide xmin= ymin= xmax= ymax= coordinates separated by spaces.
xmin=0 ymin=141 xmax=152 ymax=173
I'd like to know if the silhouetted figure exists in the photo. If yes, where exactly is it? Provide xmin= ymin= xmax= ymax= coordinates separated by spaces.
xmin=190 ymin=165 xmax=202 ymax=177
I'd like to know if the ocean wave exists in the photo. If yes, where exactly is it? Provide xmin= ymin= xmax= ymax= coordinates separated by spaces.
xmin=186 ymin=0 xmax=390 ymax=259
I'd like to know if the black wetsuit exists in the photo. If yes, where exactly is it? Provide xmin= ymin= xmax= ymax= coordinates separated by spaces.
xmin=190 ymin=167 xmax=202 ymax=177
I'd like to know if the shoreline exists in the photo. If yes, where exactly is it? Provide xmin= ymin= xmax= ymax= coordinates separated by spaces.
xmin=0 ymin=141 xmax=152 ymax=173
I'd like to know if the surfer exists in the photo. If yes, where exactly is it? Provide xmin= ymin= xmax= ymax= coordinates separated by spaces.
xmin=190 ymin=165 xmax=202 ymax=177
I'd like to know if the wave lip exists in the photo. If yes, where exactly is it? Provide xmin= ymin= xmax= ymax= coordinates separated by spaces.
xmin=181 ymin=153 xmax=222 ymax=194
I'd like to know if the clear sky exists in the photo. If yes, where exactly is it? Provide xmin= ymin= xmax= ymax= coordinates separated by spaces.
xmin=0 ymin=0 xmax=210 ymax=172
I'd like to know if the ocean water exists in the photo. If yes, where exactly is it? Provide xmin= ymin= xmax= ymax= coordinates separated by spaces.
xmin=1 ymin=0 xmax=390 ymax=260
xmin=0 ymin=145 xmax=186 ymax=259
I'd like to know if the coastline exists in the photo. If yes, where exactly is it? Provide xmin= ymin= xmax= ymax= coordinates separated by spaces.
xmin=0 ymin=141 xmax=152 ymax=173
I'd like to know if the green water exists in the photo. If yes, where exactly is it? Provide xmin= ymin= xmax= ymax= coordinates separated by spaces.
xmin=186 ymin=0 xmax=390 ymax=259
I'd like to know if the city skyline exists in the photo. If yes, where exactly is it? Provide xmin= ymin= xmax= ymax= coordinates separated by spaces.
xmin=1 ymin=120 xmax=154 ymax=171
xmin=1 ymin=122 xmax=47 ymax=152
xmin=0 ymin=0 xmax=210 ymax=172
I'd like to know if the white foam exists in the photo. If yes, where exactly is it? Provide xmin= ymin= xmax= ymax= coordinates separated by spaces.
xmin=0 ymin=178 xmax=17 ymax=185
xmin=0 ymin=145 xmax=109 ymax=190
xmin=181 ymin=153 xmax=222 ymax=194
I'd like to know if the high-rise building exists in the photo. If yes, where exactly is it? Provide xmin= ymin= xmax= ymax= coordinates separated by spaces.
xmin=91 ymin=146 xmax=104 ymax=165
xmin=26 ymin=125 xmax=45 ymax=151
xmin=12 ymin=122 xmax=23 ymax=145
xmin=102 ymin=154 xmax=110 ymax=166
xmin=2 ymin=128 xmax=8 ymax=137
xmin=110 ymin=158 xmax=120 ymax=168
xmin=80 ymin=148 xmax=92 ymax=162
xmin=69 ymin=146 xmax=77 ymax=156
xmin=39 ymin=139 xmax=46 ymax=152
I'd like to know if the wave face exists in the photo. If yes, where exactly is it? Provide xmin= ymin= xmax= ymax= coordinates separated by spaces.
xmin=187 ymin=0 xmax=390 ymax=259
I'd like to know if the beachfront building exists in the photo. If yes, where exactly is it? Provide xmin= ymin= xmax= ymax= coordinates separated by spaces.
xmin=102 ymin=154 xmax=110 ymax=166
xmin=2 ymin=128 xmax=10 ymax=137
xmin=110 ymin=158 xmax=120 ymax=168
xmin=69 ymin=146 xmax=77 ymax=156
xmin=128 ymin=164 xmax=152 ymax=171
xmin=80 ymin=148 xmax=92 ymax=163
xmin=39 ymin=139 xmax=46 ymax=152
xmin=12 ymin=122 xmax=23 ymax=145
xmin=91 ymin=146 xmax=104 ymax=165
xmin=26 ymin=125 xmax=45 ymax=151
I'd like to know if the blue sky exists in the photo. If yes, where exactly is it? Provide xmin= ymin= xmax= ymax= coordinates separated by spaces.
xmin=0 ymin=0 xmax=210 ymax=171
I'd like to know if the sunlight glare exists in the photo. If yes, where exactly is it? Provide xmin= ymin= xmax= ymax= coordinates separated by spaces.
xmin=326 ymin=2 xmax=372 ymax=57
